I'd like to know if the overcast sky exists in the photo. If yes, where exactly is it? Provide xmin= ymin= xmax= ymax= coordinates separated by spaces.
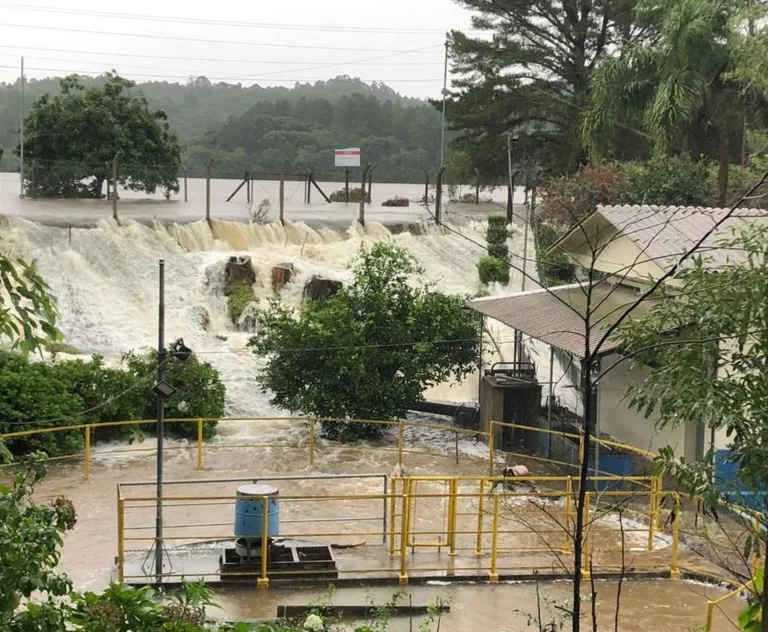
xmin=0 ymin=0 xmax=475 ymax=99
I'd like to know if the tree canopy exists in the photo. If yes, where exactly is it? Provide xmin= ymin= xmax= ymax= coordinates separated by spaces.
xmin=250 ymin=243 xmax=480 ymax=441
xmin=443 ymin=0 xmax=649 ymax=176
xmin=18 ymin=72 xmax=181 ymax=198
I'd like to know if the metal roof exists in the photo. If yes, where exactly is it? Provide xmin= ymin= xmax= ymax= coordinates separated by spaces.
xmin=469 ymin=282 xmax=655 ymax=358
xmin=574 ymin=205 xmax=768 ymax=272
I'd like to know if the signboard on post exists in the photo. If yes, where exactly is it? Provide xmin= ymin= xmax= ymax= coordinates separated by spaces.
xmin=335 ymin=147 xmax=361 ymax=168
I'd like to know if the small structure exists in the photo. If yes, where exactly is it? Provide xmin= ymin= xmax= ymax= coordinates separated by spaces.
xmin=303 ymin=277 xmax=343 ymax=304
xmin=382 ymin=196 xmax=410 ymax=208
xmin=226 ymin=255 xmax=256 ymax=285
xmin=271 ymin=263 xmax=294 ymax=291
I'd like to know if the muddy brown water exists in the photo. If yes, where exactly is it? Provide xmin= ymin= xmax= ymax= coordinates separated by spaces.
xmin=23 ymin=431 xmax=745 ymax=631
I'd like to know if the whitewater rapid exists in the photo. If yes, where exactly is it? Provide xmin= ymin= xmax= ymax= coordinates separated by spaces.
xmin=0 ymin=215 xmax=578 ymax=420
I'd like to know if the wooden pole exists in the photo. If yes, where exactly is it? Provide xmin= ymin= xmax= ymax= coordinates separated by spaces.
xmin=345 ymin=167 xmax=350 ymax=203
xmin=112 ymin=153 xmax=118 ymax=221
xmin=205 ymin=158 xmax=212 ymax=223
xmin=279 ymin=168 xmax=285 ymax=225
xmin=359 ymin=164 xmax=371 ymax=225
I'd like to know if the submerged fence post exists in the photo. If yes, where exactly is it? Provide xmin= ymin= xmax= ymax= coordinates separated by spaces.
xmin=112 ymin=154 xmax=118 ymax=222
xmin=434 ymin=167 xmax=446 ymax=225
xmin=367 ymin=166 xmax=373 ymax=203
xmin=279 ymin=168 xmax=285 ymax=225
xmin=205 ymin=158 xmax=213 ymax=224
xmin=345 ymin=167 xmax=350 ymax=203
xmin=183 ymin=165 xmax=188 ymax=202
xmin=359 ymin=164 xmax=371 ymax=226
xmin=258 ymin=496 xmax=270 ymax=588
xmin=84 ymin=424 xmax=91 ymax=479
xmin=245 ymin=171 xmax=251 ymax=204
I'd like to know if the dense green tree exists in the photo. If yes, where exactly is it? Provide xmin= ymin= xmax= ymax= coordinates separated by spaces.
xmin=443 ymin=0 xmax=648 ymax=178
xmin=250 ymin=243 xmax=480 ymax=441
xmin=583 ymin=0 xmax=762 ymax=205
xmin=19 ymin=72 xmax=181 ymax=198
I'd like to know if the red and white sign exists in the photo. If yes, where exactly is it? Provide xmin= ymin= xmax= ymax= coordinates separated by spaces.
xmin=334 ymin=147 xmax=361 ymax=168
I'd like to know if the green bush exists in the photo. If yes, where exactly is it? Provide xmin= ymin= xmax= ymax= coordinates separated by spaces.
xmin=622 ymin=154 xmax=716 ymax=207
xmin=329 ymin=187 xmax=371 ymax=203
xmin=486 ymin=215 xmax=509 ymax=245
xmin=225 ymin=279 xmax=256 ymax=324
xmin=487 ymin=242 xmax=509 ymax=260
xmin=0 ymin=348 xmax=226 ymax=458
xmin=478 ymin=256 xmax=511 ymax=285
xmin=534 ymin=222 xmax=575 ymax=287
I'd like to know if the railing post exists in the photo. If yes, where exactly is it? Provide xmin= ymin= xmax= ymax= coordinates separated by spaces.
xmin=582 ymin=492 xmax=591 ymax=580
xmin=309 ymin=418 xmax=316 ymax=468
xmin=399 ymin=484 xmax=409 ymax=585
xmin=84 ymin=425 xmax=91 ymax=479
xmin=670 ymin=492 xmax=681 ymax=579
xmin=398 ymin=421 xmax=404 ymax=468
xmin=448 ymin=477 xmax=458 ymax=556
xmin=648 ymin=478 xmax=657 ymax=552
xmin=117 ymin=496 xmax=125 ymax=583
xmin=704 ymin=601 xmax=714 ymax=631
xmin=489 ymin=492 xmax=500 ymax=582
xmin=258 ymin=496 xmax=269 ymax=588
xmin=488 ymin=423 xmax=495 ymax=476
xmin=389 ymin=478 xmax=398 ymax=556
xmin=196 ymin=419 xmax=204 ymax=471
xmin=476 ymin=479 xmax=485 ymax=556
xmin=563 ymin=476 xmax=573 ymax=554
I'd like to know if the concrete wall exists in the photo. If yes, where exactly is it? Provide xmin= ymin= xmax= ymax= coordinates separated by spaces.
xmin=598 ymin=353 xmax=698 ymax=461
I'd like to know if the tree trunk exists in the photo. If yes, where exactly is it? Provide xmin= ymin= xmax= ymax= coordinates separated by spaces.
xmin=718 ymin=126 xmax=729 ymax=208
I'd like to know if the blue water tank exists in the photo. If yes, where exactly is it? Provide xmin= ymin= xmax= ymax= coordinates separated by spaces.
xmin=234 ymin=484 xmax=280 ymax=538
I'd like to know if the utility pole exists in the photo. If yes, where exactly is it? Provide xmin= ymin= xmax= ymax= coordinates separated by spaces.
xmin=439 ymin=38 xmax=449 ymax=169
xmin=153 ymin=259 xmax=169 ymax=579
xmin=19 ymin=57 xmax=24 ymax=199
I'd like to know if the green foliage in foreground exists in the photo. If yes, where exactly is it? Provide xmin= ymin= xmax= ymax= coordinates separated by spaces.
xmin=251 ymin=243 xmax=480 ymax=441
xmin=0 ymin=347 xmax=225 ymax=457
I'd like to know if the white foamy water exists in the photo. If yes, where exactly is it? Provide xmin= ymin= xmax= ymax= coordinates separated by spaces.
xmin=0 ymin=214 xmax=577 ymax=443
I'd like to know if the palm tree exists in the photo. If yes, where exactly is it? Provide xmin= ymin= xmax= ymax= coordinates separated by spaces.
xmin=583 ymin=0 xmax=753 ymax=206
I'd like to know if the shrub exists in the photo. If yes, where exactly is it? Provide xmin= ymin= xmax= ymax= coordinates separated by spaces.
xmin=622 ymin=154 xmax=716 ymax=207
xmin=534 ymin=222 xmax=575 ymax=287
xmin=250 ymin=198 xmax=271 ymax=224
xmin=486 ymin=215 xmax=509 ymax=245
xmin=225 ymin=279 xmax=257 ymax=324
xmin=487 ymin=242 xmax=509 ymax=260
xmin=329 ymin=187 xmax=371 ymax=203
xmin=478 ymin=256 xmax=510 ymax=285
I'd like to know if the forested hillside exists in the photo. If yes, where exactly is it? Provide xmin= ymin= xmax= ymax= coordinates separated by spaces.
xmin=0 ymin=75 xmax=442 ymax=182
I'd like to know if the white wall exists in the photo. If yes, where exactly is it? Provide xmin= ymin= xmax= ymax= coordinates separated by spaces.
xmin=598 ymin=353 xmax=698 ymax=461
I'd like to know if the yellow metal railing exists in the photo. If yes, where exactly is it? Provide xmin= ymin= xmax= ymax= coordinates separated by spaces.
xmin=704 ymin=578 xmax=755 ymax=631
xmin=115 ymin=474 xmax=673 ymax=588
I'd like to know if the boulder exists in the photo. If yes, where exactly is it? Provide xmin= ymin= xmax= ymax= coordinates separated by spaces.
xmin=225 ymin=255 xmax=256 ymax=285
xmin=303 ymin=276 xmax=343 ymax=304
xmin=271 ymin=263 xmax=294 ymax=291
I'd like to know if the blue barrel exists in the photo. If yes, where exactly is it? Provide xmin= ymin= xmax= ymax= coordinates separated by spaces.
xmin=234 ymin=484 xmax=280 ymax=537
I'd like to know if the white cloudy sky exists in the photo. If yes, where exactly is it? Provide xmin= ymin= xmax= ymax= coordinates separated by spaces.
xmin=0 ymin=0 xmax=476 ymax=99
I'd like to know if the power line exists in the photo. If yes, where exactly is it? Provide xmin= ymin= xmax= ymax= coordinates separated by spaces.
xmin=2 ymin=23 xmax=446 ymax=53
xmin=2 ymin=65 xmax=443 ymax=84
xmin=0 ymin=47 xmax=444 ymax=68
xmin=0 ymin=3 xmax=459 ymax=35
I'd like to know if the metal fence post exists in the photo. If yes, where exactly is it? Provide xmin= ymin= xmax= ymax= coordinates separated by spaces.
xmin=359 ymin=164 xmax=371 ymax=226
xmin=205 ymin=158 xmax=212 ymax=224
xmin=183 ymin=165 xmax=188 ymax=202
xmin=704 ymin=601 xmax=715 ymax=631
xmin=196 ymin=419 xmax=204 ymax=471
xmin=112 ymin=154 xmax=118 ymax=222
xmin=488 ymin=423 xmax=495 ymax=476
xmin=117 ymin=496 xmax=125 ymax=583
xmin=670 ymin=492 xmax=681 ymax=579
xmin=563 ymin=476 xmax=573 ymax=554
xmin=84 ymin=424 xmax=91 ymax=479
xmin=398 ymin=422 xmax=404 ymax=468
xmin=258 ymin=496 xmax=269 ymax=588
xmin=476 ymin=479 xmax=485 ymax=556
xmin=399 ymin=485 xmax=409 ymax=585
xmin=448 ymin=477 xmax=458 ymax=556
xmin=389 ymin=478 xmax=398 ymax=556
xmin=489 ymin=492 xmax=500 ymax=582
xmin=648 ymin=478 xmax=657 ymax=552
xmin=279 ymin=169 xmax=285 ymax=225
xmin=582 ymin=492 xmax=591 ymax=579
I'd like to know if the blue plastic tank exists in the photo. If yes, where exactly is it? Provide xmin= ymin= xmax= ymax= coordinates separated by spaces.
xmin=234 ymin=484 xmax=280 ymax=538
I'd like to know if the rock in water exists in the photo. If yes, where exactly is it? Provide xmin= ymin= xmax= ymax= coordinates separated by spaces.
xmin=302 ymin=277 xmax=343 ymax=304
xmin=226 ymin=255 xmax=256 ymax=285
xmin=272 ymin=263 xmax=294 ymax=291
